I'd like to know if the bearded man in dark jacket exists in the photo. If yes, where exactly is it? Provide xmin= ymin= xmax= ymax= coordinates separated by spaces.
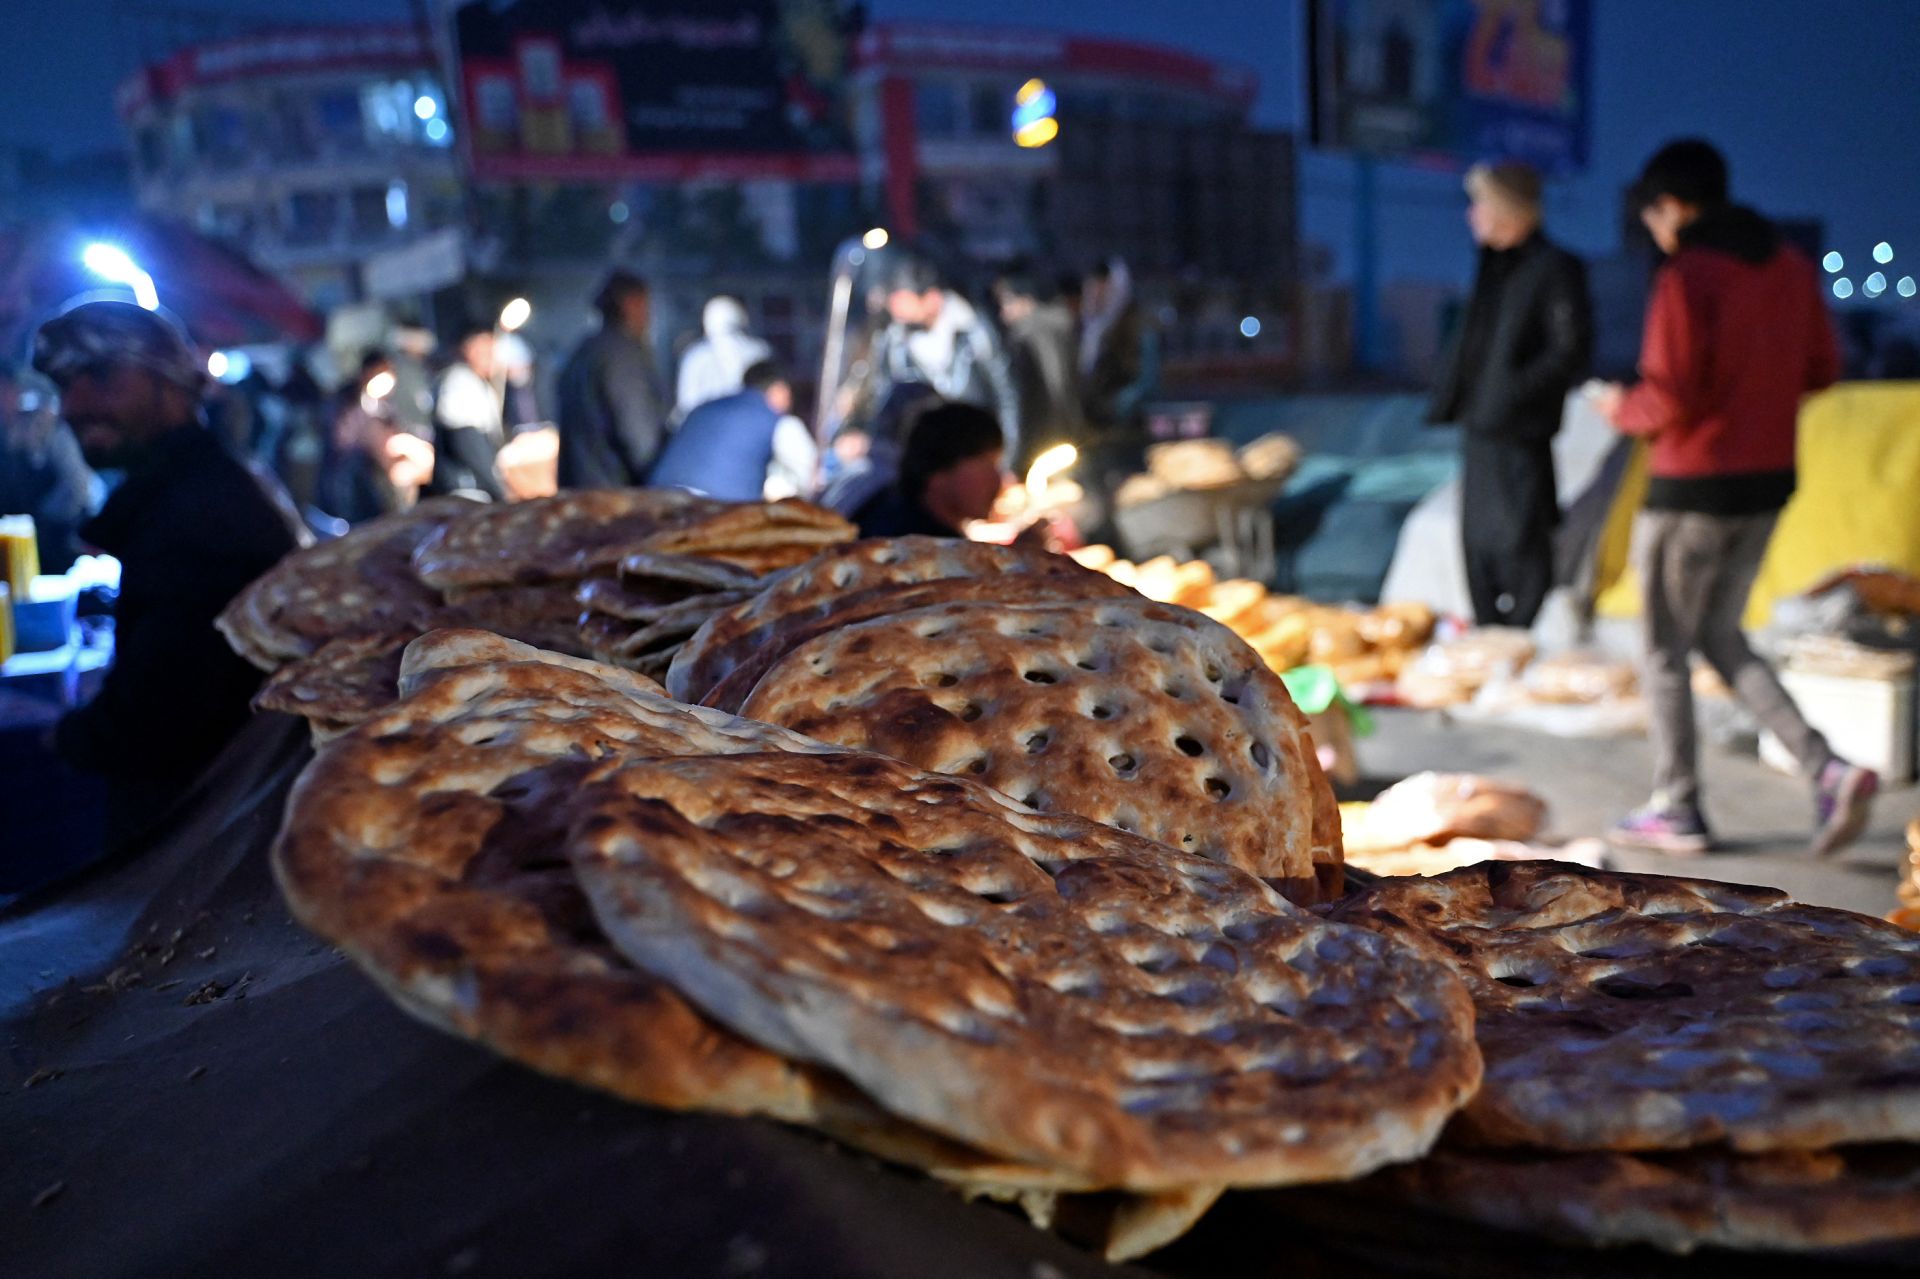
xmin=1428 ymin=160 xmax=1593 ymax=630
xmin=33 ymin=302 xmax=304 ymax=852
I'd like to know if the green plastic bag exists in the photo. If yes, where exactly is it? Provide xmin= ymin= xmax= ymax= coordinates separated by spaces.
xmin=1279 ymin=663 xmax=1375 ymax=736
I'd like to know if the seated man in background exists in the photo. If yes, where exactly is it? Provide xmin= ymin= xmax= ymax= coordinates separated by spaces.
xmin=32 ymin=301 xmax=305 ymax=853
xmin=853 ymin=400 xmax=1006 ymax=539
xmin=647 ymin=361 xmax=817 ymax=502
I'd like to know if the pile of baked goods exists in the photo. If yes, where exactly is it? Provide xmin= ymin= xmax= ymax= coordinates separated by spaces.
xmin=1891 ymin=821 xmax=1920 ymax=932
xmin=1396 ymin=627 xmax=1539 ymax=709
xmin=228 ymin=495 xmax=1920 ymax=1262
xmin=1112 ymin=433 xmax=1300 ymax=508
xmin=1066 ymin=544 xmax=1435 ymax=689
xmin=216 ymin=491 xmax=853 ymax=739
xmin=1315 ymin=863 xmax=1920 ymax=1256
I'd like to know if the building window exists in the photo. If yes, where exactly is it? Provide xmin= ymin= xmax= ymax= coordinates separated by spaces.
xmin=914 ymin=82 xmax=961 ymax=140
xmin=135 ymin=125 xmax=168 ymax=179
xmin=314 ymin=89 xmax=368 ymax=156
xmin=268 ymin=91 xmax=317 ymax=161
xmin=347 ymin=185 xmax=391 ymax=241
xmin=282 ymin=190 xmax=339 ymax=245
xmin=968 ymin=83 xmax=1010 ymax=138
xmin=194 ymin=104 xmax=252 ymax=171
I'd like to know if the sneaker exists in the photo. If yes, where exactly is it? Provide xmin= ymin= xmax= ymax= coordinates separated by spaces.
xmin=1813 ymin=759 xmax=1879 ymax=857
xmin=1609 ymin=803 xmax=1714 ymax=854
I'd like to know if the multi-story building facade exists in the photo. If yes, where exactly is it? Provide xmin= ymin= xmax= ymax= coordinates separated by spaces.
xmin=117 ymin=25 xmax=465 ymax=312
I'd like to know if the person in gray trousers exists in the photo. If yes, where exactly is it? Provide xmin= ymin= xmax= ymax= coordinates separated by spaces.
xmin=1593 ymin=139 xmax=1877 ymax=856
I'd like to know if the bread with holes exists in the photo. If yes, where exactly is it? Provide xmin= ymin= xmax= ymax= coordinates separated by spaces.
xmin=700 ymin=572 xmax=1143 ymax=716
xmin=738 ymin=597 xmax=1341 ymax=903
xmin=272 ymin=630 xmax=1227 ymax=1250
xmin=568 ymin=748 xmax=1479 ymax=1189
xmin=1329 ymin=861 xmax=1920 ymax=1151
xmin=217 ymin=496 xmax=476 ymax=670
xmin=666 ymin=536 xmax=1117 ymax=704
xmin=1360 ymin=1144 xmax=1920 ymax=1254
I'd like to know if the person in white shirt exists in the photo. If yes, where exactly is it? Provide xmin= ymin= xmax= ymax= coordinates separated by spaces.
xmin=429 ymin=323 xmax=507 ymax=501
xmin=675 ymin=296 xmax=771 ymax=420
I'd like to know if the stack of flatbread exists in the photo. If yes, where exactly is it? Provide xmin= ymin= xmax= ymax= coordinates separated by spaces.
xmin=272 ymin=628 xmax=1479 ymax=1260
xmin=1307 ymin=862 xmax=1920 ymax=1255
xmin=241 ymin=514 xmax=1920 ymax=1262
xmin=216 ymin=492 xmax=854 ymax=739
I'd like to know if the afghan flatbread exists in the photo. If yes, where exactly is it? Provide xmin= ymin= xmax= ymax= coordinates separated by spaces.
xmin=666 ymin=536 xmax=1117 ymax=705
xmin=273 ymin=632 xmax=1207 ymax=1245
xmin=567 ymin=749 xmax=1480 ymax=1190
xmin=253 ymin=629 xmax=414 ymax=739
xmin=738 ymin=597 xmax=1340 ymax=902
xmin=410 ymin=489 xmax=721 ymax=589
xmin=1329 ymin=861 xmax=1920 ymax=1151
xmin=271 ymin=640 xmax=842 ymax=1116
xmin=1362 ymin=1144 xmax=1920 ymax=1255
xmin=217 ymin=496 xmax=473 ymax=669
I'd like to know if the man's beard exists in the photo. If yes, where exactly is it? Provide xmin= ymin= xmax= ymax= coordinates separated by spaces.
xmin=77 ymin=422 xmax=143 ymax=471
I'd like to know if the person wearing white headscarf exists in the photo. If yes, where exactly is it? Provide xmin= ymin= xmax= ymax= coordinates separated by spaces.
xmin=675 ymin=296 xmax=771 ymax=419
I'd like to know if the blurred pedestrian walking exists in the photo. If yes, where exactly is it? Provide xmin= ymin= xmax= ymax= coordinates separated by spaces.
xmin=1592 ymin=138 xmax=1875 ymax=856
xmin=840 ymin=256 xmax=1019 ymax=460
xmin=556 ymin=271 xmax=668 ymax=489
xmin=1077 ymin=258 xmax=1158 ymax=488
xmin=428 ymin=321 xmax=508 ymax=502
xmin=994 ymin=268 xmax=1083 ymax=471
xmin=1427 ymin=160 xmax=1593 ymax=629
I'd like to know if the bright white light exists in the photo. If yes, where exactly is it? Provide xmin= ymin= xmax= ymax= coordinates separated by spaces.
xmin=424 ymin=118 xmax=449 ymax=143
xmin=1866 ymin=271 xmax=1888 ymax=297
xmin=81 ymin=242 xmax=159 ymax=310
xmin=1900 ymin=276 xmax=1917 ymax=298
xmin=861 ymin=227 xmax=889 ymax=251
xmin=498 ymin=297 xmax=532 ymax=332
xmin=1834 ymin=278 xmax=1855 ymax=299
xmin=609 ymin=201 xmax=630 ymax=224
xmin=206 ymin=351 xmax=228 ymax=379
xmin=1239 ymin=316 xmax=1262 ymax=339
xmin=364 ymin=370 xmax=397 ymax=400
xmin=414 ymin=95 xmax=438 ymax=121
xmin=1874 ymin=241 xmax=1894 ymax=264
xmin=1823 ymin=251 xmax=1844 ymax=273
xmin=386 ymin=180 xmax=409 ymax=229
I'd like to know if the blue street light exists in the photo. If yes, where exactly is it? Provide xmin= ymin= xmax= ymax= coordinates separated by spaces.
xmin=81 ymin=242 xmax=158 ymax=310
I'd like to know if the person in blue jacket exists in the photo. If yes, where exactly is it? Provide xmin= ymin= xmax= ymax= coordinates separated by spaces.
xmin=647 ymin=361 xmax=816 ymax=501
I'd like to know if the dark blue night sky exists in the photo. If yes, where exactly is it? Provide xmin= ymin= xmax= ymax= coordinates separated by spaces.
xmin=6 ymin=0 xmax=1918 ymax=296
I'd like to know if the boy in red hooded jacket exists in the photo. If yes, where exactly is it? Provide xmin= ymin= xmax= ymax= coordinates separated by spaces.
xmin=1593 ymin=140 xmax=1875 ymax=856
